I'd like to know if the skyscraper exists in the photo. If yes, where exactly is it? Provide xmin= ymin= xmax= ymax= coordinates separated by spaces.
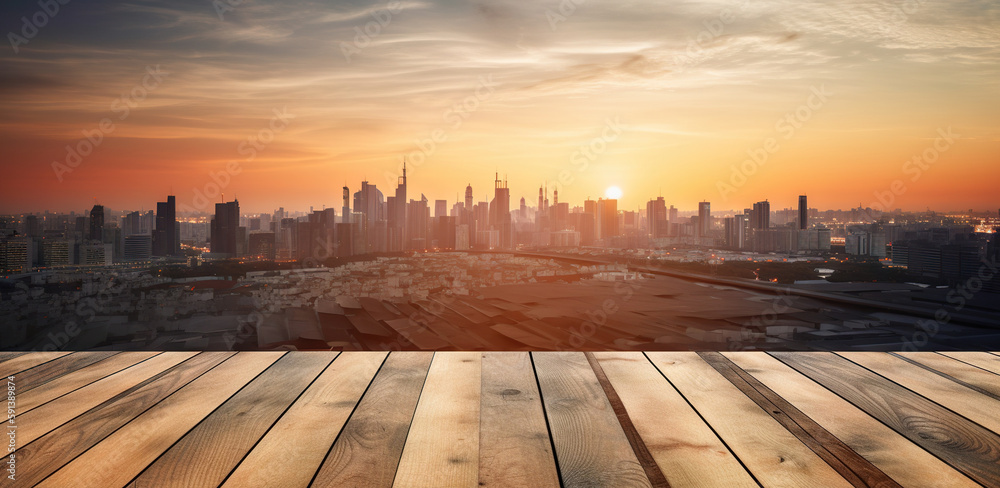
xmin=698 ymin=201 xmax=711 ymax=237
xmin=597 ymin=198 xmax=618 ymax=240
xmin=210 ymin=199 xmax=240 ymax=256
xmin=89 ymin=204 xmax=104 ymax=241
xmin=341 ymin=186 xmax=350 ymax=222
xmin=751 ymin=200 xmax=771 ymax=230
xmin=389 ymin=162 xmax=408 ymax=251
xmin=465 ymin=184 xmax=473 ymax=211
xmin=153 ymin=195 xmax=178 ymax=256
xmin=798 ymin=195 xmax=808 ymax=230
xmin=647 ymin=197 xmax=667 ymax=238
xmin=490 ymin=174 xmax=511 ymax=248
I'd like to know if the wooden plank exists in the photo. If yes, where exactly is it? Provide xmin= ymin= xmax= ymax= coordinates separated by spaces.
xmin=897 ymin=351 xmax=1000 ymax=399
xmin=18 ymin=352 xmax=198 ymax=446
xmin=19 ymin=351 xmax=161 ymax=413
xmin=938 ymin=351 xmax=1000 ymax=375
xmin=393 ymin=352 xmax=482 ymax=488
xmin=14 ymin=351 xmax=120 ymax=393
xmin=593 ymin=352 xmax=757 ymax=488
xmin=129 ymin=352 xmax=336 ymax=488
xmin=221 ymin=352 xmax=387 ymax=488
xmin=533 ymin=351 xmax=652 ymax=488
xmin=0 ymin=352 xmax=28 ymax=364
xmin=646 ymin=351 xmax=853 ymax=488
xmin=725 ymin=352 xmax=980 ymax=488
xmin=478 ymin=352 xmax=560 ymax=488
xmin=772 ymin=351 xmax=1000 ymax=487
xmin=13 ymin=352 xmax=234 ymax=488
xmin=699 ymin=352 xmax=898 ymax=488
xmin=312 ymin=352 xmax=433 ymax=487
xmin=0 ymin=351 xmax=71 ymax=377
xmin=841 ymin=352 xmax=1000 ymax=435
xmin=36 ymin=352 xmax=285 ymax=488
xmin=584 ymin=352 xmax=669 ymax=488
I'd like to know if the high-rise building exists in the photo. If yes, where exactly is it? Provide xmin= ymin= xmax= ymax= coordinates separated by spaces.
xmin=435 ymin=200 xmax=448 ymax=218
xmin=698 ymin=201 xmax=711 ymax=237
xmin=597 ymin=198 xmax=618 ymax=240
xmin=210 ymin=200 xmax=240 ymax=256
xmin=153 ymin=195 xmax=179 ymax=256
xmin=89 ymin=205 xmax=104 ymax=241
xmin=248 ymin=232 xmax=276 ymax=260
xmin=389 ymin=162 xmax=408 ymax=251
xmin=798 ymin=195 xmax=808 ymax=230
xmin=490 ymin=174 xmax=511 ymax=248
xmin=465 ymin=184 xmax=473 ymax=211
xmin=751 ymin=200 xmax=771 ymax=230
xmin=647 ymin=197 xmax=667 ymax=238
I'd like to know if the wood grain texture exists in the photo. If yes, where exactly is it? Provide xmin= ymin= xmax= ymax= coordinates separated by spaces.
xmin=14 ymin=351 xmax=120 ymax=393
xmin=37 ymin=352 xmax=285 ymax=488
xmin=393 ymin=352 xmax=482 ymax=488
xmin=699 ymin=352 xmax=899 ymax=488
xmin=0 ymin=351 xmax=71 ymax=377
xmin=772 ymin=351 xmax=1000 ymax=487
xmin=897 ymin=351 xmax=1000 ymax=399
xmin=585 ymin=352 xmax=670 ymax=488
xmin=0 ymin=351 xmax=28 ymax=363
xmin=478 ymin=352 xmax=560 ymax=488
xmin=594 ymin=352 xmax=757 ymax=488
xmin=533 ymin=351 xmax=652 ymax=488
xmin=13 ymin=352 xmax=234 ymax=488
xmin=311 ymin=352 xmax=433 ymax=488
xmin=129 ymin=352 xmax=336 ymax=488
xmin=18 ymin=351 xmax=198 ymax=446
xmin=724 ymin=352 xmax=980 ymax=488
xmin=221 ymin=352 xmax=387 ymax=488
xmin=938 ymin=351 xmax=1000 ymax=375
xmin=842 ymin=351 xmax=1000 ymax=434
xmin=646 ymin=351 xmax=853 ymax=488
xmin=20 ymin=351 xmax=161 ymax=413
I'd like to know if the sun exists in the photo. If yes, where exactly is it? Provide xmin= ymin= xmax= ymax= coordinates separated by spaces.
xmin=605 ymin=186 xmax=623 ymax=200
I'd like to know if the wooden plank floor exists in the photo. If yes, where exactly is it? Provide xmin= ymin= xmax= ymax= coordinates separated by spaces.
xmin=4 ymin=351 xmax=1000 ymax=487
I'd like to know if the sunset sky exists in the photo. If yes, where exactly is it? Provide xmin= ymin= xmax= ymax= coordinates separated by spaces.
xmin=2 ymin=0 xmax=998 ymax=215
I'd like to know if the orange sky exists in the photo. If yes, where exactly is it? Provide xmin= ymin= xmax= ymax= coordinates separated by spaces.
xmin=1 ymin=0 xmax=998 ymax=215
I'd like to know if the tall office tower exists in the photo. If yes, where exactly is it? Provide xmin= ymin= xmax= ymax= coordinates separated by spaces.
xmin=89 ymin=205 xmax=104 ymax=241
xmin=465 ymin=184 xmax=473 ymax=210
xmin=584 ymin=199 xmax=597 ymax=217
xmin=698 ymin=201 xmax=711 ymax=237
xmin=647 ymin=197 xmax=667 ymax=238
xmin=597 ymin=198 xmax=618 ymax=240
xmin=210 ymin=199 xmax=240 ymax=256
xmin=751 ymin=200 xmax=771 ymax=230
xmin=490 ymin=174 xmax=512 ymax=248
xmin=406 ymin=196 xmax=428 ymax=250
xmin=725 ymin=214 xmax=749 ymax=249
xmin=435 ymin=200 xmax=448 ymax=218
xmin=24 ymin=215 xmax=40 ymax=237
xmin=537 ymin=186 xmax=544 ymax=216
xmin=389 ymin=161 xmax=408 ymax=251
xmin=153 ymin=195 xmax=178 ymax=256
xmin=519 ymin=197 xmax=527 ymax=220
xmin=798 ymin=195 xmax=808 ymax=230
xmin=353 ymin=181 xmax=385 ymax=253
xmin=342 ymin=186 xmax=350 ymax=222
xmin=553 ymin=190 xmax=558 ymax=206
xmin=668 ymin=205 xmax=678 ymax=223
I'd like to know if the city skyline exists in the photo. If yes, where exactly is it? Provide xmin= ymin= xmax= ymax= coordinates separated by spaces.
xmin=2 ymin=1 xmax=999 ymax=214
